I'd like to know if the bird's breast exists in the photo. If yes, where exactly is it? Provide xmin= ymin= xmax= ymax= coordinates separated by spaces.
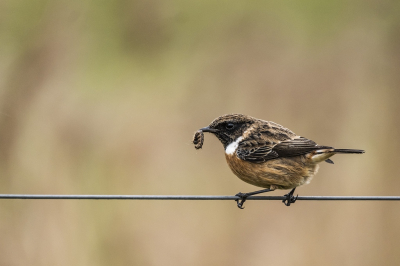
xmin=224 ymin=153 xmax=319 ymax=190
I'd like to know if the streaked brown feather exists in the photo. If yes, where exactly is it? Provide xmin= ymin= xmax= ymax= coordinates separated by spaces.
xmin=237 ymin=124 xmax=333 ymax=163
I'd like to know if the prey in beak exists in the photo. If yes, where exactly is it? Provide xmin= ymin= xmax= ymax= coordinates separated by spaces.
xmin=193 ymin=127 xmax=218 ymax=149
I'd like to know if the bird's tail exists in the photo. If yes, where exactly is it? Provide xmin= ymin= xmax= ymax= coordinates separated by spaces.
xmin=332 ymin=149 xmax=365 ymax=154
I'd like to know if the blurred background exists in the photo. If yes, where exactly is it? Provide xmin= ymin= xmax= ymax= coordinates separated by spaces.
xmin=0 ymin=0 xmax=399 ymax=265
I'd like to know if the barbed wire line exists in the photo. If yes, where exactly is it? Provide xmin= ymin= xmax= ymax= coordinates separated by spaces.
xmin=0 ymin=194 xmax=399 ymax=201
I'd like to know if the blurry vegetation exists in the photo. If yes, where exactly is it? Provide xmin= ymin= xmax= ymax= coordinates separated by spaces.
xmin=0 ymin=0 xmax=400 ymax=265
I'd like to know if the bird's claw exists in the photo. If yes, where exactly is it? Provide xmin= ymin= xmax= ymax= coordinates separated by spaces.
xmin=282 ymin=192 xmax=298 ymax=206
xmin=235 ymin=192 xmax=248 ymax=209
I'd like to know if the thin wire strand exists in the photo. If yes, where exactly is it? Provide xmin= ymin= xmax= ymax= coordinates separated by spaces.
xmin=0 ymin=194 xmax=399 ymax=201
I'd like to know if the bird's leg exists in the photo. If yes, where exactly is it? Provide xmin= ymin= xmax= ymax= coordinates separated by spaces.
xmin=235 ymin=188 xmax=273 ymax=209
xmin=282 ymin=188 xmax=298 ymax=206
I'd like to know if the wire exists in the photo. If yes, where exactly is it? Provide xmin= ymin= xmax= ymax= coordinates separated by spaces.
xmin=0 ymin=194 xmax=399 ymax=200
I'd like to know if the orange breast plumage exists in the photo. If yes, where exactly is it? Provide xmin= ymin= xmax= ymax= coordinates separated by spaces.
xmin=225 ymin=153 xmax=319 ymax=190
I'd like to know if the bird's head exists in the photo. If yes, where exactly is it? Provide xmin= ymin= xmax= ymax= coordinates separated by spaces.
xmin=199 ymin=114 xmax=256 ymax=148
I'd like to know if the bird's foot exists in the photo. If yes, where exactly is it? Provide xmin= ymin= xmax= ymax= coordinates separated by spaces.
xmin=282 ymin=188 xmax=298 ymax=206
xmin=234 ymin=188 xmax=273 ymax=209
xmin=235 ymin=192 xmax=248 ymax=209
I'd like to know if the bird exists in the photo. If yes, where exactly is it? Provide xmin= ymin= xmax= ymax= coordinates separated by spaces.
xmin=193 ymin=114 xmax=364 ymax=209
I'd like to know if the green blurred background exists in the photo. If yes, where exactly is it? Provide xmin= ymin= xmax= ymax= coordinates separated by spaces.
xmin=1 ymin=0 xmax=400 ymax=265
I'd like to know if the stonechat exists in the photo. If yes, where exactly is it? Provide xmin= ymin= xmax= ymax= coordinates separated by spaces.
xmin=193 ymin=114 xmax=364 ymax=209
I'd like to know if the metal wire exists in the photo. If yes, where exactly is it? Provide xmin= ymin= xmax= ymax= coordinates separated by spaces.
xmin=0 ymin=194 xmax=399 ymax=201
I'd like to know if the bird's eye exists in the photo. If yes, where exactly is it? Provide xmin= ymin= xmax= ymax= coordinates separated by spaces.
xmin=226 ymin=123 xmax=235 ymax=130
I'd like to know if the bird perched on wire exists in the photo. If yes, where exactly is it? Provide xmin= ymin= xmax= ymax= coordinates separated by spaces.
xmin=193 ymin=114 xmax=364 ymax=209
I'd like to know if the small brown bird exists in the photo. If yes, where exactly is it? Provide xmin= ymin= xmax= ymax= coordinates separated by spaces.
xmin=194 ymin=114 xmax=364 ymax=209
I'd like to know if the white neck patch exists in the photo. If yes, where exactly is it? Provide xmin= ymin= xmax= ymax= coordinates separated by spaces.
xmin=225 ymin=136 xmax=243 ymax=155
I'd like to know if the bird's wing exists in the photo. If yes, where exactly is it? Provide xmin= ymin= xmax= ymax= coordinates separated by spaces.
xmin=237 ymin=136 xmax=332 ymax=163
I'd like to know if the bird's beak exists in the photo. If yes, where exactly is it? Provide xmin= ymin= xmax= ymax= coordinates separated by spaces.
xmin=200 ymin=127 xmax=218 ymax=133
